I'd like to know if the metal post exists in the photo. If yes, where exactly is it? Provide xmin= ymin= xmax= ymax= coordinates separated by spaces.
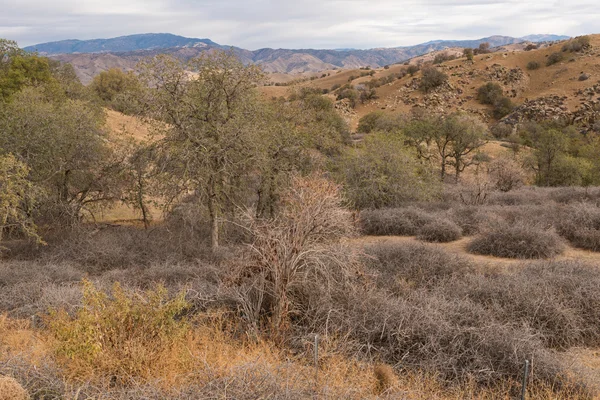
xmin=314 ymin=334 xmax=319 ymax=388
xmin=521 ymin=359 xmax=530 ymax=400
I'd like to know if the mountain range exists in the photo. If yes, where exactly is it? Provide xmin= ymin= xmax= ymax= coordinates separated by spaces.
xmin=24 ymin=33 xmax=571 ymax=83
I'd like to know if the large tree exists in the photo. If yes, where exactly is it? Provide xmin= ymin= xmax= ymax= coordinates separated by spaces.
xmin=140 ymin=51 xmax=265 ymax=249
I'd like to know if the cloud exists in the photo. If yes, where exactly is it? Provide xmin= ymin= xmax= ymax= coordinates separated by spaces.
xmin=0 ymin=0 xmax=598 ymax=49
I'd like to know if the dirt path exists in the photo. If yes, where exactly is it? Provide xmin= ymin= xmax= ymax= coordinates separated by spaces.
xmin=354 ymin=235 xmax=600 ymax=267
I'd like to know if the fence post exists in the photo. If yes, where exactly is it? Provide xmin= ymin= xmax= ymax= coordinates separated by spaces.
xmin=521 ymin=359 xmax=530 ymax=400
xmin=314 ymin=334 xmax=319 ymax=389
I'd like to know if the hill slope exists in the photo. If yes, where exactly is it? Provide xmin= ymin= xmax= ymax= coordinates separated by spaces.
xmin=273 ymin=35 xmax=600 ymax=130
xmin=28 ymin=33 xmax=569 ymax=82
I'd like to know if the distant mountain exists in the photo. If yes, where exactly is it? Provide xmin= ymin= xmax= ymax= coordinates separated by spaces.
xmin=24 ymin=33 xmax=222 ymax=54
xmin=28 ymin=33 xmax=572 ymax=82
xmin=520 ymin=34 xmax=571 ymax=42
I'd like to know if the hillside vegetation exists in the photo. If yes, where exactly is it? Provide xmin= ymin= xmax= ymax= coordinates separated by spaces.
xmin=2 ymin=36 xmax=600 ymax=398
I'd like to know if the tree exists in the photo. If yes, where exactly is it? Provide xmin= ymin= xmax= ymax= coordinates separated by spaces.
xmin=140 ymin=51 xmax=265 ymax=249
xmin=0 ymin=154 xmax=40 ymax=246
xmin=405 ymin=113 xmax=487 ymax=181
xmin=337 ymin=131 xmax=439 ymax=208
xmin=0 ymin=87 xmax=120 ymax=223
xmin=91 ymin=68 xmax=143 ymax=113
xmin=0 ymin=54 xmax=53 ymax=100
xmin=463 ymin=48 xmax=474 ymax=61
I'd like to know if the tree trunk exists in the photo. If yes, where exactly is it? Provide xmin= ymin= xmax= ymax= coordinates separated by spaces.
xmin=207 ymin=181 xmax=219 ymax=250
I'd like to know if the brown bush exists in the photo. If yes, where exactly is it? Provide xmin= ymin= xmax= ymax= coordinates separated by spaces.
xmin=468 ymin=223 xmax=564 ymax=259
xmin=417 ymin=218 xmax=462 ymax=242
xmin=363 ymin=241 xmax=473 ymax=290
xmin=359 ymin=207 xmax=435 ymax=236
xmin=556 ymin=202 xmax=600 ymax=251
xmin=0 ymin=375 xmax=28 ymax=400
xmin=527 ymin=61 xmax=540 ymax=70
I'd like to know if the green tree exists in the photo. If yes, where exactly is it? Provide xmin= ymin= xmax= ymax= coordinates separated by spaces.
xmin=140 ymin=51 xmax=264 ymax=249
xmin=405 ymin=113 xmax=487 ymax=181
xmin=337 ymin=131 xmax=439 ymax=208
xmin=0 ymin=87 xmax=119 ymax=223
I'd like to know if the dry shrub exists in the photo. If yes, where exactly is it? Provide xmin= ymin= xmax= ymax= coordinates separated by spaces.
xmin=487 ymin=157 xmax=525 ymax=192
xmin=374 ymin=363 xmax=397 ymax=395
xmin=364 ymin=242 xmax=473 ymax=290
xmin=233 ymin=174 xmax=359 ymax=336
xmin=449 ymin=206 xmax=502 ymax=236
xmin=47 ymin=281 xmax=190 ymax=382
xmin=359 ymin=207 xmax=434 ymax=236
xmin=417 ymin=218 xmax=462 ymax=243
xmin=443 ymin=260 xmax=600 ymax=350
xmin=468 ymin=223 xmax=564 ymax=259
xmin=0 ymin=375 xmax=28 ymax=400
xmin=556 ymin=202 xmax=600 ymax=251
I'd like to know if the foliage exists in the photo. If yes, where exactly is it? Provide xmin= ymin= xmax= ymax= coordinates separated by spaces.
xmin=91 ymin=68 xmax=143 ymax=113
xmin=477 ymin=82 xmax=503 ymax=105
xmin=405 ymin=113 xmax=487 ymax=181
xmin=463 ymin=48 xmax=474 ymax=61
xmin=0 ymin=87 xmax=119 ymax=224
xmin=337 ymin=131 xmax=439 ymax=208
xmin=546 ymin=52 xmax=564 ymax=66
xmin=140 ymin=51 xmax=265 ymax=249
xmin=562 ymin=36 xmax=591 ymax=53
xmin=419 ymin=67 xmax=448 ymax=92
xmin=48 ymin=281 xmax=189 ymax=380
xmin=0 ymin=155 xmax=39 ymax=245
xmin=487 ymin=157 xmax=525 ymax=192
xmin=527 ymin=61 xmax=540 ymax=70
xmin=417 ymin=218 xmax=462 ymax=243
xmin=356 ymin=111 xmax=404 ymax=134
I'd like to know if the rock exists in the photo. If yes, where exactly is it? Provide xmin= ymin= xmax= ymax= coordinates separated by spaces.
xmin=0 ymin=376 xmax=28 ymax=400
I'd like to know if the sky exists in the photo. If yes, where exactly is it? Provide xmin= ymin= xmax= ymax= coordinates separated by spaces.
xmin=1 ymin=0 xmax=599 ymax=50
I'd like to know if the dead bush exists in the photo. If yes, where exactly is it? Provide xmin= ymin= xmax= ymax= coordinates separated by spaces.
xmin=417 ymin=218 xmax=462 ymax=242
xmin=359 ymin=207 xmax=435 ymax=236
xmin=556 ymin=202 xmax=600 ymax=251
xmin=468 ymin=223 xmax=564 ymax=259
xmin=443 ymin=260 xmax=600 ymax=349
xmin=0 ymin=375 xmax=28 ymax=400
xmin=233 ymin=174 xmax=359 ymax=336
xmin=363 ymin=241 xmax=473 ymax=289
xmin=488 ymin=158 xmax=525 ymax=192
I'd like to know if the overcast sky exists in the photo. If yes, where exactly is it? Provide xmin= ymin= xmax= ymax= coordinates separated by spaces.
xmin=1 ymin=0 xmax=599 ymax=49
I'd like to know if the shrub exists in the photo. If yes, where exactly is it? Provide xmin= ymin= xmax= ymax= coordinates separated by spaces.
xmin=417 ymin=218 xmax=462 ymax=243
xmin=419 ymin=67 xmax=448 ymax=93
xmin=490 ymin=122 xmax=513 ymax=139
xmin=463 ymin=48 xmax=474 ymax=61
xmin=0 ymin=376 xmax=28 ymax=400
xmin=492 ymin=96 xmax=514 ymax=119
xmin=525 ymin=44 xmax=538 ymax=51
xmin=48 ymin=281 xmax=190 ymax=381
xmin=527 ymin=61 xmax=540 ymax=70
xmin=406 ymin=64 xmax=419 ymax=76
xmin=546 ymin=52 xmax=564 ymax=66
xmin=477 ymin=82 xmax=503 ymax=105
xmin=359 ymin=207 xmax=435 ymax=236
xmin=468 ymin=223 xmax=564 ymax=259
xmin=433 ymin=52 xmax=456 ymax=65
xmin=363 ymin=242 xmax=473 ymax=289
xmin=487 ymin=158 xmax=525 ymax=192
xmin=556 ymin=202 xmax=600 ymax=251
xmin=562 ymin=36 xmax=591 ymax=53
